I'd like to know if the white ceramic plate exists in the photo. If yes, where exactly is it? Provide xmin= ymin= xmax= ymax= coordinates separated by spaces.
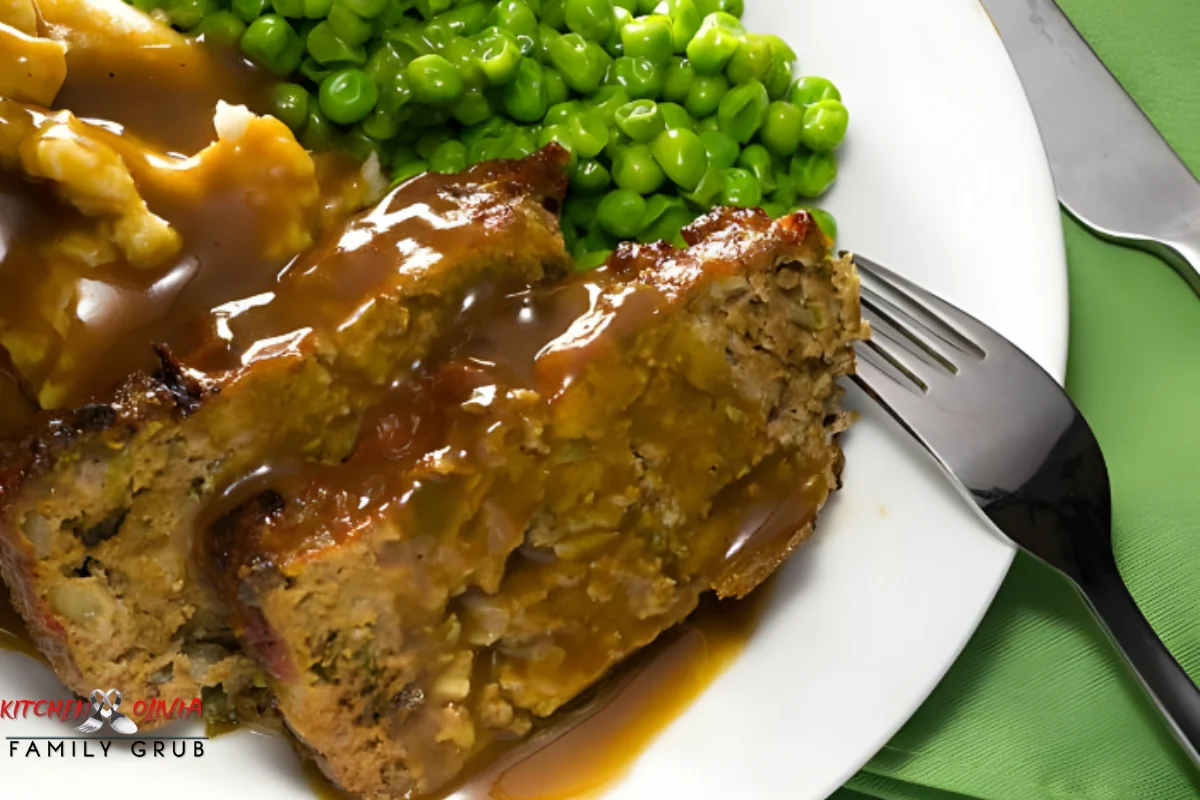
xmin=0 ymin=0 xmax=1067 ymax=796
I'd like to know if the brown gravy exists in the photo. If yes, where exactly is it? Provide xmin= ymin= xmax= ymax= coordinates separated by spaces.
xmin=304 ymin=589 xmax=770 ymax=800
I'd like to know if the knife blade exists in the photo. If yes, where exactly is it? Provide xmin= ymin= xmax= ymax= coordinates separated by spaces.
xmin=978 ymin=0 xmax=1200 ymax=293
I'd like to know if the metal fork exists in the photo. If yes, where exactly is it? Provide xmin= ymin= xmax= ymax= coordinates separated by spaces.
xmin=849 ymin=255 xmax=1200 ymax=765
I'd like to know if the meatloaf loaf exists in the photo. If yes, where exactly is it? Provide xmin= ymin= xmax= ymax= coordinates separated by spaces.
xmin=0 ymin=149 xmax=572 ymax=718
xmin=205 ymin=206 xmax=864 ymax=798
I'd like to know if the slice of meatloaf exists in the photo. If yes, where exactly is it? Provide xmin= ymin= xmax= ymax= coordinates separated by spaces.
xmin=0 ymin=149 xmax=571 ymax=722
xmin=205 ymin=207 xmax=864 ymax=799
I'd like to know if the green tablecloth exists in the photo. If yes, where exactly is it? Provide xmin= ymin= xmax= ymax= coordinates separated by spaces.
xmin=836 ymin=2 xmax=1200 ymax=798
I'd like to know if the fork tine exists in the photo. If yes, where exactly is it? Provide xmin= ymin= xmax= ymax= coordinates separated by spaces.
xmin=854 ymin=256 xmax=988 ymax=357
xmin=861 ymin=286 xmax=959 ymax=377
xmin=852 ymin=339 xmax=925 ymax=395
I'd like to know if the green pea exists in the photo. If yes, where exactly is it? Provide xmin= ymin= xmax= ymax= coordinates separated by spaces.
xmin=445 ymin=36 xmax=488 ymax=89
xmin=762 ymin=34 xmax=795 ymax=63
xmin=341 ymin=0 xmax=386 ymax=16
xmin=384 ymin=20 xmax=433 ymax=61
xmin=684 ymin=73 xmax=728 ymax=117
xmin=717 ymin=78 xmax=767 ymax=143
xmin=575 ymin=248 xmax=612 ymax=271
xmin=194 ymin=10 xmax=246 ymax=43
xmin=503 ymin=127 xmax=540 ymax=158
xmin=605 ymin=125 xmax=631 ymax=160
xmin=803 ymin=207 xmax=837 ymax=242
xmin=769 ymin=168 xmax=797 ymax=207
xmin=570 ymin=109 xmax=611 ymax=158
xmin=564 ymin=192 xmax=602 ymax=229
xmin=325 ymin=2 xmax=370 ymax=45
xmin=682 ymin=164 xmax=721 ymax=206
xmin=415 ymin=0 xmax=453 ymax=19
xmin=759 ymin=100 xmax=803 ymax=156
xmin=375 ymin=69 xmax=414 ymax=115
xmin=300 ymin=97 xmax=335 ymax=150
xmin=232 ymin=0 xmax=269 ymax=23
xmin=612 ymin=143 xmax=666 ymax=194
xmin=164 ymin=0 xmax=218 ymax=29
xmin=361 ymin=104 xmax=406 ymax=139
xmin=379 ymin=0 xmax=411 ymax=26
xmin=638 ymin=194 xmax=695 ymax=244
xmin=416 ymin=127 xmax=453 ymax=159
xmin=763 ymin=57 xmax=793 ymax=100
xmin=661 ymin=0 xmax=700 ymax=52
xmin=800 ymin=99 xmax=849 ymax=152
xmin=270 ymin=0 xmax=302 ymax=18
xmin=545 ymin=100 xmax=580 ymax=126
xmin=719 ymin=167 xmax=760 ymax=207
xmin=604 ymin=6 xmax=630 ymax=57
xmin=300 ymin=56 xmax=332 ymax=83
xmin=613 ymin=0 xmax=638 ymax=11
xmin=564 ymin=0 xmax=613 ymax=41
xmin=650 ymin=127 xmax=707 ymax=190
xmin=271 ymin=82 xmax=309 ymax=130
xmin=450 ymin=89 xmax=493 ymax=125
xmin=491 ymin=0 xmax=539 ymax=36
xmin=685 ymin=12 xmax=743 ymax=75
xmin=598 ymin=188 xmax=647 ymax=237
xmin=544 ymin=66 xmax=570 ymax=105
xmin=562 ymin=222 xmax=580 ymax=251
xmin=736 ymin=143 xmax=775 ymax=192
xmin=608 ymin=56 xmax=666 ymax=100
xmin=467 ymin=134 xmax=506 ymax=164
xmin=662 ymin=56 xmax=694 ymax=104
xmin=241 ymin=15 xmax=304 ymax=76
xmin=726 ymin=32 xmax=771 ymax=84
xmin=318 ymin=68 xmax=378 ymax=124
xmin=536 ymin=23 xmax=563 ymax=62
xmin=614 ymin=99 xmax=665 ymax=142
xmin=698 ymin=128 xmax=737 ymax=169
xmin=339 ymin=127 xmax=386 ymax=162
xmin=760 ymin=202 xmax=785 ymax=219
xmin=717 ymin=0 xmax=743 ymax=17
xmin=789 ymin=76 xmax=841 ymax=108
xmin=547 ymin=33 xmax=610 ymax=93
xmin=475 ymin=26 xmax=524 ymax=85
xmin=503 ymin=57 xmax=549 ymax=121
xmin=621 ymin=15 xmax=673 ymax=63
xmin=436 ymin=3 xmax=492 ymax=36
xmin=463 ymin=117 xmax=513 ymax=146
xmin=392 ymin=159 xmax=430 ymax=184
xmin=694 ymin=113 xmax=719 ymax=133
xmin=790 ymin=150 xmax=837 ymax=197
xmin=408 ymin=53 xmax=465 ymax=104
xmin=658 ymin=101 xmax=692 ymax=130
xmin=428 ymin=140 xmax=468 ymax=173
xmin=307 ymin=21 xmax=367 ymax=65
xmin=572 ymin=159 xmax=612 ymax=191
xmin=588 ymin=86 xmax=631 ymax=123
xmin=391 ymin=144 xmax=420 ymax=167
xmin=635 ymin=0 xmax=658 ymax=14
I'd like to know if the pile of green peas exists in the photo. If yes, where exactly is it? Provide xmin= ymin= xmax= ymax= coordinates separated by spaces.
xmin=131 ymin=0 xmax=848 ymax=267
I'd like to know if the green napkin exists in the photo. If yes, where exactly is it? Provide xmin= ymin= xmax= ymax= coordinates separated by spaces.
xmin=835 ymin=1 xmax=1200 ymax=798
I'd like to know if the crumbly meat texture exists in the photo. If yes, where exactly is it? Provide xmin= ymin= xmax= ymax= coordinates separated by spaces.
xmin=206 ymin=208 xmax=864 ymax=799
xmin=0 ymin=151 xmax=571 ymax=722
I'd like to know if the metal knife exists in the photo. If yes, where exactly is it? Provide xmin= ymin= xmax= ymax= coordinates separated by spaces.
xmin=979 ymin=0 xmax=1200 ymax=294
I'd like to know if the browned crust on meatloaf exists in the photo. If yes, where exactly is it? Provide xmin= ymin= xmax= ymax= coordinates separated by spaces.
xmin=0 ymin=149 xmax=572 ymax=723
xmin=204 ymin=208 xmax=863 ymax=799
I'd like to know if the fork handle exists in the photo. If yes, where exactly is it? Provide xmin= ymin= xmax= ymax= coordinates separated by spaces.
xmin=1078 ymin=564 xmax=1200 ymax=765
